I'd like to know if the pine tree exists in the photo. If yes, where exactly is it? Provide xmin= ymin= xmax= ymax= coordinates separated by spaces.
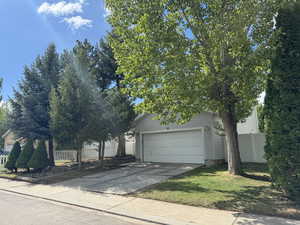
xmin=73 ymin=38 xmax=135 ymax=157
xmin=27 ymin=140 xmax=49 ymax=171
xmin=265 ymin=2 xmax=300 ymax=200
xmin=9 ymin=44 xmax=61 ymax=166
xmin=105 ymin=88 xmax=136 ymax=157
xmin=16 ymin=140 xmax=34 ymax=172
xmin=50 ymin=55 xmax=95 ymax=168
xmin=5 ymin=142 xmax=21 ymax=172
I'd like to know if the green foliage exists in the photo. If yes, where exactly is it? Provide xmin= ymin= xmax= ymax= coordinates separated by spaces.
xmin=50 ymin=55 xmax=95 ymax=156
xmin=257 ymin=104 xmax=266 ymax=133
xmin=106 ymin=0 xmax=278 ymax=173
xmin=105 ymin=88 xmax=136 ymax=138
xmin=16 ymin=140 xmax=34 ymax=169
xmin=27 ymin=140 xmax=49 ymax=170
xmin=73 ymin=38 xmax=122 ymax=90
xmin=0 ymin=103 xmax=9 ymax=149
xmin=5 ymin=141 xmax=21 ymax=171
xmin=265 ymin=1 xmax=300 ymax=200
xmin=9 ymin=44 xmax=61 ymax=166
xmin=73 ymin=38 xmax=135 ymax=159
xmin=106 ymin=0 xmax=277 ymax=123
xmin=0 ymin=78 xmax=2 ymax=102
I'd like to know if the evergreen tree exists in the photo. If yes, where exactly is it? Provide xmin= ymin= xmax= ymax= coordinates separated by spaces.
xmin=74 ymin=38 xmax=134 ymax=157
xmin=88 ymin=91 xmax=111 ymax=166
xmin=16 ymin=140 xmax=34 ymax=172
xmin=73 ymin=38 xmax=121 ymax=90
xmin=5 ymin=141 xmax=21 ymax=172
xmin=50 ymin=55 xmax=95 ymax=168
xmin=0 ymin=103 xmax=9 ymax=149
xmin=9 ymin=44 xmax=61 ymax=166
xmin=28 ymin=140 xmax=49 ymax=171
xmin=265 ymin=1 xmax=300 ymax=200
xmin=105 ymin=89 xmax=136 ymax=157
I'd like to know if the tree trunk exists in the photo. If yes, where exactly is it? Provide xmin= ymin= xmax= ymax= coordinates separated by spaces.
xmin=98 ymin=141 xmax=102 ymax=161
xmin=101 ymin=140 xmax=105 ymax=168
xmin=77 ymin=147 xmax=82 ymax=170
xmin=48 ymin=137 xmax=55 ymax=167
xmin=117 ymin=135 xmax=126 ymax=157
xmin=221 ymin=112 xmax=242 ymax=175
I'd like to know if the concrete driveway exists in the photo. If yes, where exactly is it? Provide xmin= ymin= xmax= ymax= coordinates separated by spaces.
xmin=55 ymin=162 xmax=200 ymax=195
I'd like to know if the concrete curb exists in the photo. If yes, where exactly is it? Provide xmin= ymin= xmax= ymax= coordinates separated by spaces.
xmin=0 ymin=188 xmax=166 ymax=225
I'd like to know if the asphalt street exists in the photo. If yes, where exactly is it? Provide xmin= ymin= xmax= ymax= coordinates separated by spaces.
xmin=0 ymin=191 xmax=146 ymax=225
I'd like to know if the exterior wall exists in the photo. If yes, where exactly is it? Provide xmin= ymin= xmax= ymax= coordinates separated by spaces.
xmin=3 ymin=132 xmax=16 ymax=152
xmin=237 ymin=107 xmax=260 ymax=134
xmin=135 ymin=133 xmax=141 ymax=160
xmin=135 ymin=112 xmax=215 ymax=132
xmin=135 ymin=112 xmax=217 ymax=163
xmin=225 ymin=133 xmax=266 ymax=163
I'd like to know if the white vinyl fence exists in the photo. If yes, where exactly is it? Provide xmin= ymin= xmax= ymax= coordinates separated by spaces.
xmin=225 ymin=133 xmax=266 ymax=163
xmin=0 ymin=155 xmax=8 ymax=167
xmin=54 ymin=140 xmax=135 ymax=161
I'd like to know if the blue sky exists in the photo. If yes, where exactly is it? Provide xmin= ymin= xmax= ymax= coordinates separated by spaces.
xmin=0 ymin=0 xmax=110 ymax=100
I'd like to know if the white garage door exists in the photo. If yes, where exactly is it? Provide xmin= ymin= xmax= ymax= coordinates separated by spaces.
xmin=143 ymin=130 xmax=205 ymax=164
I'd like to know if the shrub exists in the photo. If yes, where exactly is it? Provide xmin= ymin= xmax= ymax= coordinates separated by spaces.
xmin=5 ymin=141 xmax=21 ymax=172
xmin=28 ymin=140 xmax=49 ymax=171
xmin=16 ymin=140 xmax=34 ymax=171
xmin=264 ymin=2 xmax=300 ymax=200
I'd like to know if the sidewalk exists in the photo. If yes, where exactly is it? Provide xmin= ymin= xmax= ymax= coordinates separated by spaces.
xmin=0 ymin=178 xmax=298 ymax=225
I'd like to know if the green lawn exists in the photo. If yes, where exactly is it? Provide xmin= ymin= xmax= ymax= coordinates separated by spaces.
xmin=135 ymin=163 xmax=300 ymax=220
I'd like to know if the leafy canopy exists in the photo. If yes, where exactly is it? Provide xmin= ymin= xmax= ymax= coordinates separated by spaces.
xmin=106 ymin=0 xmax=278 ymax=123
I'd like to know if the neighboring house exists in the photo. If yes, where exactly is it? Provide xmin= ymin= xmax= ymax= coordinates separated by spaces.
xmin=134 ymin=108 xmax=264 ymax=165
xmin=2 ymin=130 xmax=17 ymax=152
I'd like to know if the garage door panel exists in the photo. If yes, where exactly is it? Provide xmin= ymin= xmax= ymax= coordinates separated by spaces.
xmin=143 ymin=130 xmax=205 ymax=164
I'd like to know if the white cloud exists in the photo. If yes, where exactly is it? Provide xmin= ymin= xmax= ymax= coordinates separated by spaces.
xmin=63 ymin=16 xmax=92 ymax=29
xmin=38 ymin=0 xmax=85 ymax=17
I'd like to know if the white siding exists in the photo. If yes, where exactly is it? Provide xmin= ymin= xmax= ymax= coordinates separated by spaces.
xmin=225 ymin=133 xmax=266 ymax=163
xmin=237 ymin=107 xmax=260 ymax=134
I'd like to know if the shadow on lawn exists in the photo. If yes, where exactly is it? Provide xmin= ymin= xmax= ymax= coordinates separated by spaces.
xmin=213 ymin=185 xmax=300 ymax=220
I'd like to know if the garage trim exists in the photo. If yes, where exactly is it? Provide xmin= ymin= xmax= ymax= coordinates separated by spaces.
xmin=140 ymin=127 xmax=205 ymax=162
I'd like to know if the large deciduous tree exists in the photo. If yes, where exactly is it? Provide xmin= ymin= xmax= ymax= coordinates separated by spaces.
xmin=106 ymin=0 xmax=277 ymax=174
xmin=264 ymin=1 xmax=300 ymax=200
xmin=9 ymin=44 xmax=60 ymax=166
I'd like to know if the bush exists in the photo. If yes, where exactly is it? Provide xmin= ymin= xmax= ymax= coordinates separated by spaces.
xmin=16 ymin=140 xmax=34 ymax=171
xmin=5 ymin=141 xmax=21 ymax=172
xmin=264 ymin=2 xmax=300 ymax=201
xmin=28 ymin=140 xmax=49 ymax=171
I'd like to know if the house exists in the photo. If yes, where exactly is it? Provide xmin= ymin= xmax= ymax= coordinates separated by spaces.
xmin=1 ymin=130 xmax=25 ymax=152
xmin=134 ymin=109 xmax=264 ymax=165
xmin=134 ymin=112 xmax=225 ymax=165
